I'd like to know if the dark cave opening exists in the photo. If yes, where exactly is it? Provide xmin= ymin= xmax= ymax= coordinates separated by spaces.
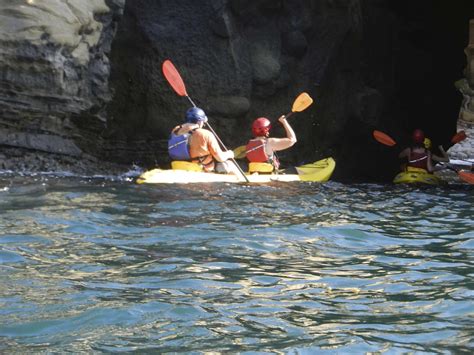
xmin=358 ymin=0 xmax=473 ymax=182
xmin=105 ymin=0 xmax=473 ymax=182
xmin=386 ymin=0 xmax=472 ymax=145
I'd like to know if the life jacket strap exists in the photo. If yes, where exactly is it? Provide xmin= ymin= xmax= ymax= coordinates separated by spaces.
xmin=409 ymin=156 xmax=427 ymax=163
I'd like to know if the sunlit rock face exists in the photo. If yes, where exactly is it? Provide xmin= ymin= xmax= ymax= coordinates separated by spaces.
xmin=450 ymin=19 xmax=474 ymax=162
xmin=0 ymin=0 xmax=124 ymax=159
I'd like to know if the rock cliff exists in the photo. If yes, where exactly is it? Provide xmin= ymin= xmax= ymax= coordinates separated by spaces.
xmin=0 ymin=0 xmax=125 ymax=173
xmin=1 ymin=0 xmax=473 ymax=180
xmin=449 ymin=19 xmax=474 ymax=163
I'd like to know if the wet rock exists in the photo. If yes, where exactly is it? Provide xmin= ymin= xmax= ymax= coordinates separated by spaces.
xmin=0 ymin=129 xmax=82 ymax=156
xmin=282 ymin=31 xmax=308 ymax=58
xmin=0 ymin=0 xmax=125 ymax=162
xmin=205 ymin=96 xmax=250 ymax=118
xmin=251 ymin=48 xmax=281 ymax=84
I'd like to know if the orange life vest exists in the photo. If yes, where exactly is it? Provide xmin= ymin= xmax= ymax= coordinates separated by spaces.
xmin=245 ymin=138 xmax=280 ymax=170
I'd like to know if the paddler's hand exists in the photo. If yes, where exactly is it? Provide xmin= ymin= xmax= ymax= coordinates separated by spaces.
xmin=278 ymin=115 xmax=287 ymax=124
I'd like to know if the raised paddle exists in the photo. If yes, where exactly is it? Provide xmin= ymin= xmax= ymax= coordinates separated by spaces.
xmin=373 ymin=130 xmax=396 ymax=146
xmin=285 ymin=92 xmax=314 ymax=118
xmin=451 ymin=130 xmax=466 ymax=144
xmin=162 ymin=59 xmax=197 ymax=107
xmin=233 ymin=92 xmax=314 ymax=159
xmin=161 ymin=59 xmax=249 ymax=182
xmin=373 ymin=130 xmax=466 ymax=147
xmin=373 ymin=130 xmax=474 ymax=184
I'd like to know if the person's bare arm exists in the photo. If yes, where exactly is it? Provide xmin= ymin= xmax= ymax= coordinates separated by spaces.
xmin=267 ymin=116 xmax=297 ymax=152
xmin=432 ymin=145 xmax=449 ymax=163
xmin=426 ymin=151 xmax=434 ymax=172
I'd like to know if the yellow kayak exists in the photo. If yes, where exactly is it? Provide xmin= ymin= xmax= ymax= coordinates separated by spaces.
xmin=393 ymin=167 xmax=445 ymax=186
xmin=136 ymin=157 xmax=335 ymax=184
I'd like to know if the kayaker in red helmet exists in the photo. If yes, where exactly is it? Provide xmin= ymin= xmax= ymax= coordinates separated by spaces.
xmin=398 ymin=129 xmax=434 ymax=173
xmin=245 ymin=115 xmax=297 ymax=173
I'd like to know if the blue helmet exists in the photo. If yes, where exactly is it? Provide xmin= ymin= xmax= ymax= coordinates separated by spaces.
xmin=185 ymin=107 xmax=208 ymax=124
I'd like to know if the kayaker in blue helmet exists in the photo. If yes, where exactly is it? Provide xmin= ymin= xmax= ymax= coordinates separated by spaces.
xmin=245 ymin=115 xmax=297 ymax=173
xmin=398 ymin=129 xmax=434 ymax=173
xmin=168 ymin=107 xmax=235 ymax=173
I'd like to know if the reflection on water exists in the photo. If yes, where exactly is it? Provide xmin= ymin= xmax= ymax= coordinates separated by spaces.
xmin=0 ymin=177 xmax=473 ymax=353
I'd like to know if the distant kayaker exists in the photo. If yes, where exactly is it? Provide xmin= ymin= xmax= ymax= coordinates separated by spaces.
xmin=245 ymin=115 xmax=297 ymax=173
xmin=168 ymin=107 xmax=235 ymax=173
xmin=398 ymin=129 xmax=434 ymax=173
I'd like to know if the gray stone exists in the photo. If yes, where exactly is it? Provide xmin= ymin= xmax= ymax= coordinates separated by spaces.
xmin=0 ymin=129 xmax=82 ymax=156
xmin=206 ymin=96 xmax=250 ymax=117
xmin=251 ymin=49 xmax=281 ymax=84
xmin=282 ymin=31 xmax=308 ymax=58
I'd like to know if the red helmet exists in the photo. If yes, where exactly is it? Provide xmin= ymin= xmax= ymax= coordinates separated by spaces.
xmin=252 ymin=117 xmax=271 ymax=137
xmin=412 ymin=129 xmax=425 ymax=144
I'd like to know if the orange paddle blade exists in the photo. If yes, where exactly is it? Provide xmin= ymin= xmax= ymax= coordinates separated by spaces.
xmin=458 ymin=170 xmax=474 ymax=184
xmin=373 ymin=130 xmax=396 ymax=146
xmin=162 ymin=60 xmax=187 ymax=97
xmin=451 ymin=130 xmax=466 ymax=144
xmin=292 ymin=92 xmax=313 ymax=112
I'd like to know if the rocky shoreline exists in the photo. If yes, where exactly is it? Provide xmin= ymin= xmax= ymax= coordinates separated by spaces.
xmin=0 ymin=147 xmax=132 ymax=177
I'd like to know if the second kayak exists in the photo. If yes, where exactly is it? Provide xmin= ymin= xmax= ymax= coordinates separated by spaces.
xmin=393 ymin=167 xmax=445 ymax=186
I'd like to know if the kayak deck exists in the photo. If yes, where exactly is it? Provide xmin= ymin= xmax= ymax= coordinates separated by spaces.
xmin=393 ymin=167 xmax=445 ymax=186
xmin=137 ymin=157 xmax=335 ymax=184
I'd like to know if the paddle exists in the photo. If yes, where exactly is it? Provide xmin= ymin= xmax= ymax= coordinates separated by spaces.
xmin=162 ymin=59 xmax=249 ymax=182
xmin=373 ymin=130 xmax=466 ymax=147
xmin=233 ymin=92 xmax=314 ymax=159
xmin=373 ymin=130 xmax=474 ymax=184
xmin=162 ymin=60 xmax=197 ymax=107
xmin=373 ymin=130 xmax=396 ymax=146
xmin=442 ymin=165 xmax=474 ymax=184
xmin=451 ymin=130 xmax=466 ymax=144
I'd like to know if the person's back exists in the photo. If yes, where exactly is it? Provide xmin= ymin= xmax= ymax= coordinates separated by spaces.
xmin=168 ymin=107 xmax=234 ymax=173
xmin=246 ymin=115 xmax=297 ymax=172
xmin=399 ymin=129 xmax=433 ymax=173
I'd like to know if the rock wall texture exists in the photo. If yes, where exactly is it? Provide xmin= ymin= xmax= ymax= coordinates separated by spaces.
xmin=449 ymin=19 xmax=474 ymax=162
xmin=0 ymin=0 xmax=125 ymax=173
xmin=1 ymin=0 xmax=473 ymax=180
xmin=106 ymin=0 xmax=374 ymax=172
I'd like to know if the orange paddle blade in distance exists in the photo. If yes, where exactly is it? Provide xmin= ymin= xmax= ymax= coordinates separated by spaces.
xmin=373 ymin=130 xmax=396 ymax=146
xmin=292 ymin=92 xmax=313 ymax=112
xmin=451 ymin=130 xmax=466 ymax=144
xmin=458 ymin=170 xmax=474 ymax=184
xmin=162 ymin=60 xmax=187 ymax=97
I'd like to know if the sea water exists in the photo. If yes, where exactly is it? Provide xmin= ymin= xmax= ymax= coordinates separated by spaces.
xmin=0 ymin=174 xmax=473 ymax=353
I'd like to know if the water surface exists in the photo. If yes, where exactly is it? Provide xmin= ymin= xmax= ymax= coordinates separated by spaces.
xmin=0 ymin=176 xmax=473 ymax=353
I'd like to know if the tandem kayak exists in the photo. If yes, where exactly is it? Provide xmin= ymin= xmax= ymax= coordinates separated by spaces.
xmin=136 ymin=157 xmax=335 ymax=184
xmin=393 ymin=166 xmax=445 ymax=186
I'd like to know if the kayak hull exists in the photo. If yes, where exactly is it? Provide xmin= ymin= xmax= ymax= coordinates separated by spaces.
xmin=393 ymin=167 xmax=445 ymax=186
xmin=137 ymin=157 xmax=335 ymax=184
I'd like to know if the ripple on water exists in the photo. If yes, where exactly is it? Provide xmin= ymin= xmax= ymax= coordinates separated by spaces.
xmin=0 ymin=179 xmax=473 ymax=353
